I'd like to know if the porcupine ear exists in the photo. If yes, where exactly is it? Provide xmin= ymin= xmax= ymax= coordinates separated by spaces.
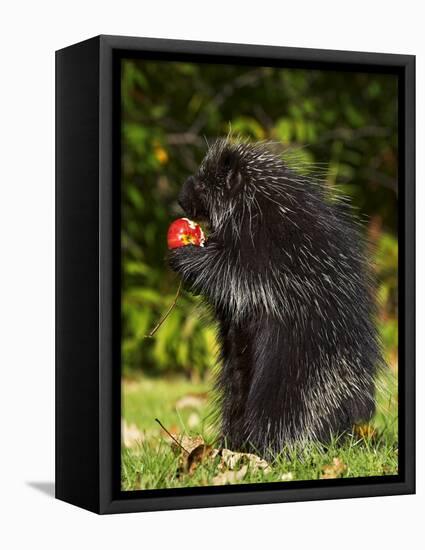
xmin=222 ymin=148 xmax=243 ymax=194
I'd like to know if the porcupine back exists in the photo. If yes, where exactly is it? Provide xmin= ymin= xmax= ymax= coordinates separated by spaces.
xmin=198 ymin=140 xmax=384 ymax=454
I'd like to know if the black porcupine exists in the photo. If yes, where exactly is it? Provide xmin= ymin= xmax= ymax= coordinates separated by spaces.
xmin=168 ymin=138 xmax=382 ymax=456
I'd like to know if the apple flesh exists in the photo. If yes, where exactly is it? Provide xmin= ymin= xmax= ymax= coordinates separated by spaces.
xmin=167 ymin=218 xmax=206 ymax=249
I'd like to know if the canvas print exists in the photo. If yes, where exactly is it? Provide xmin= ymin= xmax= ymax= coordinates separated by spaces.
xmin=120 ymin=58 xmax=398 ymax=491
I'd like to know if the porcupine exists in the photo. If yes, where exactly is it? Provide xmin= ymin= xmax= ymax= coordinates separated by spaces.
xmin=168 ymin=138 xmax=383 ymax=456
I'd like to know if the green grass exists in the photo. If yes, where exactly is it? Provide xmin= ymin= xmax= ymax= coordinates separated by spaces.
xmin=121 ymin=369 xmax=398 ymax=491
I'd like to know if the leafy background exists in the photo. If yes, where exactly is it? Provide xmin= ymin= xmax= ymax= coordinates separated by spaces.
xmin=121 ymin=59 xmax=398 ymax=379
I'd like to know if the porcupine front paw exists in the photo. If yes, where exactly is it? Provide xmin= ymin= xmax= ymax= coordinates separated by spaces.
xmin=167 ymin=244 xmax=198 ymax=274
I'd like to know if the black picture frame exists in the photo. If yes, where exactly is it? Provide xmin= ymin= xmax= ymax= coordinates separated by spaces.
xmin=56 ymin=35 xmax=415 ymax=514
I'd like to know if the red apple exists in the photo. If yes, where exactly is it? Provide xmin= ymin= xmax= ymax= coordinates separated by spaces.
xmin=167 ymin=218 xmax=205 ymax=249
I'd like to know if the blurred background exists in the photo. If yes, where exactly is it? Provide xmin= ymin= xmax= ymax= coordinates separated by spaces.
xmin=121 ymin=59 xmax=398 ymax=380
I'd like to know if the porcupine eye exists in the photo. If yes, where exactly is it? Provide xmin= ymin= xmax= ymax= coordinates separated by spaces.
xmin=193 ymin=178 xmax=206 ymax=193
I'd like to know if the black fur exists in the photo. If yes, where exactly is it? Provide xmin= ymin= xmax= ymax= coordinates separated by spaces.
xmin=168 ymin=139 xmax=382 ymax=456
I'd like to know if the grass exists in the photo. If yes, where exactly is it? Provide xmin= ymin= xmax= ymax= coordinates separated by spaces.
xmin=121 ymin=368 xmax=398 ymax=491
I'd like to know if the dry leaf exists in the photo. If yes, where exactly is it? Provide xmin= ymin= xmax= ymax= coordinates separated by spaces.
xmin=186 ymin=444 xmax=214 ymax=475
xmin=320 ymin=457 xmax=347 ymax=479
xmin=188 ymin=412 xmax=200 ymax=429
xmin=212 ymin=465 xmax=248 ymax=485
xmin=175 ymin=393 xmax=208 ymax=410
xmin=382 ymin=464 xmax=396 ymax=475
xmin=219 ymin=448 xmax=271 ymax=474
xmin=121 ymin=419 xmax=144 ymax=448
xmin=354 ymin=423 xmax=377 ymax=440
xmin=171 ymin=434 xmax=205 ymax=455
xmin=167 ymin=432 xmax=272 ymax=481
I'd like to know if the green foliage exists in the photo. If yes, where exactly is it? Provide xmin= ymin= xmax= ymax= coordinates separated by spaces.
xmin=122 ymin=285 xmax=217 ymax=376
xmin=121 ymin=59 xmax=398 ymax=376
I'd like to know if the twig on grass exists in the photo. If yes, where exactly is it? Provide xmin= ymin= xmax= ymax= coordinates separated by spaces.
xmin=155 ymin=418 xmax=189 ymax=455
